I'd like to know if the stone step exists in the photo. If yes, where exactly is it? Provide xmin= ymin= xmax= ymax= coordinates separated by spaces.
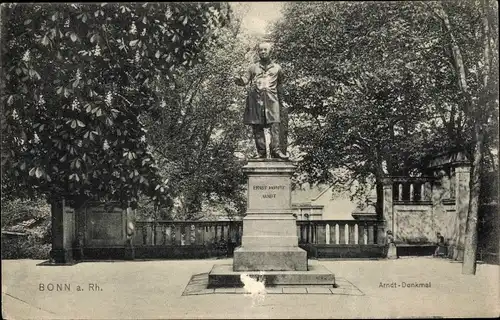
xmin=208 ymin=262 xmax=335 ymax=288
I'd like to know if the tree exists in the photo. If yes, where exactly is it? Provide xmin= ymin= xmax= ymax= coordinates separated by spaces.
xmin=270 ymin=2 xmax=457 ymax=205
xmin=271 ymin=1 xmax=498 ymax=274
xmin=428 ymin=0 xmax=498 ymax=274
xmin=1 ymin=3 xmax=231 ymax=209
xmin=140 ymin=18 xmax=250 ymax=220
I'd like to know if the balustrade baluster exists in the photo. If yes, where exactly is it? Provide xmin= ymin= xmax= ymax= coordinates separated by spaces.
xmin=205 ymin=225 xmax=209 ymax=244
xmin=377 ymin=224 xmax=385 ymax=244
xmin=184 ymin=224 xmax=188 ymax=246
xmin=425 ymin=181 xmax=432 ymax=201
xmin=358 ymin=224 xmax=364 ymax=245
xmin=367 ymin=224 xmax=374 ymax=244
xmin=164 ymin=226 xmax=169 ymax=245
xmin=138 ymin=224 xmax=145 ymax=245
xmin=354 ymin=223 xmax=359 ymax=244
xmin=339 ymin=224 xmax=345 ymax=244
xmin=317 ymin=224 xmax=326 ymax=244
xmin=155 ymin=224 xmax=160 ymax=245
xmin=187 ymin=224 xmax=193 ymax=245
xmin=196 ymin=225 xmax=203 ymax=245
xmin=202 ymin=225 xmax=206 ymax=244
xmin=159 ymin=223 xmax=163 ymax=245
xmin=344 ymin=224 xmax=349 ymax=244
xmin=143 ymin=223 xmax=148 ymax=245
xmin=410 ymin=183 xmax=414 ymax=201
xmin=305 ymin=224 xmax=309 ymax=243
xmin=214 ymin=225 xmax=218 ymax=243
xmin=176 ymin=225 xmax=182 ymax=246
xmin=325 ymin=224 xmax=331 ymax=244
xmin=358 ymin=224 xmax=366 ymax=244
xmin=169 ymin=225 xmax=174 ymax=245
xmin=329 ymin=223 xmax=336 ymax=245
xmin=348 ymin=223 xmax=355 ymax=244
xmin=335 ymin=224 xmax=340 ymax=244
xmin=147 ymin=223 xmax=153 ymax=245
xmin=157 ymin=223 xmax=162 ymax=245
xmin=150 ymin=223 xmax=154 ymax=245
xmin=180 ymin=224 xmax=185 ymax=246
xmin=309 ymin=223 xmax=314 ymax=244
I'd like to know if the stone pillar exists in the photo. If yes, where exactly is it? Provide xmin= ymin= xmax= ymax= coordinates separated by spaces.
xmin=50 ymin=198 xmax=75 ymax=264
xmin=452 ymin=164 xmax=471 ymax=261
xmin=382 ymin=178 xmax=394 ymax=238
xmin=233 ymin=160 xmax=307 ymax=271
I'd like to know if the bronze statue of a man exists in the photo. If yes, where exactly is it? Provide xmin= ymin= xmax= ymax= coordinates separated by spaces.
xmin=235 ymin=42 xmax=289 ymax=160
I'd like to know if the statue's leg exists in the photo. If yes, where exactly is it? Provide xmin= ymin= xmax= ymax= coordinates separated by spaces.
xmin=269 ymin=122 xmax=280 ymax=154
xmin=252 ymin=124 xmax=266 ymax=158
xmin=269 ymin=123 xmax=288 ymax=159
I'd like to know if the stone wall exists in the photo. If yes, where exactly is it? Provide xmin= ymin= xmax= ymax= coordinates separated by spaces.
xmin=83 ymin=204 xmax=126 ymax=247
xmin=393 ymin=204 xmax=434 ymax=243
xmin=382 ymin=160 xmax=472 ymax=248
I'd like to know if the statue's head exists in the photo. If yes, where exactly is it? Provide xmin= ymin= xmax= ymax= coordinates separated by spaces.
xmin=257 ymin=42 xmax=272 ymax=61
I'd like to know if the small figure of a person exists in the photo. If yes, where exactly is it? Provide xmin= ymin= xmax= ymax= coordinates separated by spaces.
xmin=125 ymin=220 xmax=135 ymax=260
xmin=386 ymin=230 xmax=398 ymax=259
xmin=434 ymin=232 xmax=447 ymax=257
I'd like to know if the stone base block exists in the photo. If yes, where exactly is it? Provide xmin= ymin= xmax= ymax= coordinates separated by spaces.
xmin=241 ymin=218 xmax=298 ymax=247
xmin=233 ymin=247 xmax=307 ymax=271
xmin=208 ymin=262 xmax=335 ymax=288
xmin=50 ymin=248 xmax=74 ymax=264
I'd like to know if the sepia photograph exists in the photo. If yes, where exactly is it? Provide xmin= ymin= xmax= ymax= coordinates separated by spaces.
xmin=1 ymin=1 xmax=499 ymax=319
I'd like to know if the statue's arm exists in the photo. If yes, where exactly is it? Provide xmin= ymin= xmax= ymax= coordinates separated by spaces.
xmin=277 ymin=66 xmax=285 ymax=105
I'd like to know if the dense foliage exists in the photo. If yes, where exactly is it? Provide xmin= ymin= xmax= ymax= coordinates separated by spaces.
xmin=271 ymin=1 xmax=498 ymax=193
xmin=138 ymin=18 xmax=254 ymax=220
xmin=1 ymin=3 xmax=231 ymax=209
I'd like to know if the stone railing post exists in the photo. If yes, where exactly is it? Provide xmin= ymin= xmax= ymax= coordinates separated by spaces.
xmin=382 ymin=177 xmax=394 ymax=238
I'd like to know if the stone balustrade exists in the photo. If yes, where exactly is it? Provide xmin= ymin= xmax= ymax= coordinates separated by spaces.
xmin=133 ymin=219 xmax=385 ymax=247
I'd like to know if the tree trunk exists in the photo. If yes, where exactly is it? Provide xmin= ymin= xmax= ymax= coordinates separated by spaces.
xmin=462 ymin=125 xmax=484 ymax=274
xmin=376 ymin=180 xmax=384 ymax=220
xmin=462 ymin=0 xmax=491 ymax=275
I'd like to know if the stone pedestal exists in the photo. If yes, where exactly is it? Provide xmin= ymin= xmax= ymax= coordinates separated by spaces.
xmin=208 ymin=159 xmax=334 ymax=287
xmin=233 ymin=160 xmax=307 ymax=271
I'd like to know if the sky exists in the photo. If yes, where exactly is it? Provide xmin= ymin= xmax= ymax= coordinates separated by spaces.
xmin=232 ymin=2 xmax=284 ymax=37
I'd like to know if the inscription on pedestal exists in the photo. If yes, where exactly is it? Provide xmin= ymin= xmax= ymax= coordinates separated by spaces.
xmin=248 ymin=176 xmax=290 ymax=210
